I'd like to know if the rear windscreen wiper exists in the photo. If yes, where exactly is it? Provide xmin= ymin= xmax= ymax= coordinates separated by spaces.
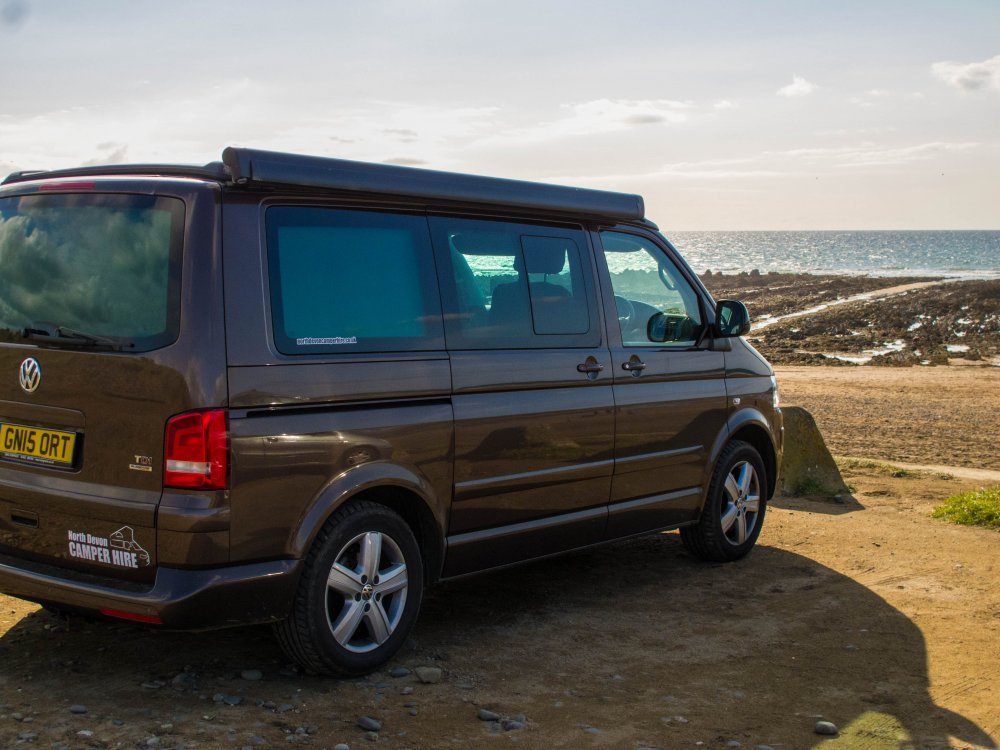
xmin=23 ymin=322 xmax=135 ymax=351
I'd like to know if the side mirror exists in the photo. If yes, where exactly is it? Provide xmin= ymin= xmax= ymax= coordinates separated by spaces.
xmin=646 ymin=312 xmax=695 ymax=343
xmin=646 ymin=312 xmax=670 ymax=343
xmin=715 ymin=299 xmax=750 ymax=337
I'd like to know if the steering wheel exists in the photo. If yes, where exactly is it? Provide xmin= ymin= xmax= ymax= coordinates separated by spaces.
xmin=614 ymin=295 xmax=635 ymax=330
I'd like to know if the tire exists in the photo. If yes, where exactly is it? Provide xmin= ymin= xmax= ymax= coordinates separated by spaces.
xmin=275 ymin=500 xmax=423 ymax=676
xmin=681 ymin=440 xmax=767 ymax=562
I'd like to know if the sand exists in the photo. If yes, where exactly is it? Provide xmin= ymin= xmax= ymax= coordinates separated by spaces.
xmin=777 ymin=365 xmax=1000 ymax=471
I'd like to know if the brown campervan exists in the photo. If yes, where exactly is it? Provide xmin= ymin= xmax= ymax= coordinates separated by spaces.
xmin=0 ymin=148 xmax=782 ymax=675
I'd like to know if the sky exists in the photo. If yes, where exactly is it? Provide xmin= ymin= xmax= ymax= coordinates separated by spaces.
xmin=1 ymin=0 xmax=998 ymax=230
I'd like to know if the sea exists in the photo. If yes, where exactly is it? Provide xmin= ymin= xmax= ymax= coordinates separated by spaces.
xmin=665 ymin=230 xmax=1000 ymax=278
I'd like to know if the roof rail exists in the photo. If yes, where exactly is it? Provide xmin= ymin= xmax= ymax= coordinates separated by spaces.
xmin=1 ymin=161 xmax=229 ymax=186
xmin=222 ymin=147 xmax=645 ymax=221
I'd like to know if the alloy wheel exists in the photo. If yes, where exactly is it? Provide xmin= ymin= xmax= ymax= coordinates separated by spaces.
xmin=325 ymin=531 xmax=409 ymax=653
xmin=720 ymin=460 xmax=761 ymax=546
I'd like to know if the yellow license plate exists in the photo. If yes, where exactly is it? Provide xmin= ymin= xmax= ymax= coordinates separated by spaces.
xmin=0 ymin=422 xmax=77 ymax=467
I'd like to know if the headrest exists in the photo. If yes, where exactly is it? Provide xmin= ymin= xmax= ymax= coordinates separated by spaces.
xmin=523 ymin=244 xmax=566 ymax=275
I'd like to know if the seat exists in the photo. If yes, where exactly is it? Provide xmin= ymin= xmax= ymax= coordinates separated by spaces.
xmin=490 ymin=244 xmax=570 ymax=336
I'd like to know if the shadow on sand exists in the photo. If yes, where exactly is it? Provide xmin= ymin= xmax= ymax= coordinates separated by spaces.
xmin=0 ymin=533 xmax=993 ymax=748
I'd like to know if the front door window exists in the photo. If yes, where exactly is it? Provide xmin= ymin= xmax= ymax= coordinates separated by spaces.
xmin=599 ymin=231 xmax=704 ymax=347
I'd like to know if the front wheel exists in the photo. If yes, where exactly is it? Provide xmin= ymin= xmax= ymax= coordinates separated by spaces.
xmin=275 ymin=500 xmax=423 ymax=676
xmin=681 ymin=440 xmax=767 ymax=562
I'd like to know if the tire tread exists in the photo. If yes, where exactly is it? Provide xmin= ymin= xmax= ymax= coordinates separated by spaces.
xmin=274 ymin=499 xmax=417 ymax=676
xmin=681 ymin=440 xmax=766 ymax=563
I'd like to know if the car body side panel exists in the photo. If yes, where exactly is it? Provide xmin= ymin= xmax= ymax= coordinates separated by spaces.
xmin=591 ymin=226 xmax=729 ymax=538
xmin=447 ymin=349 xmax=614 ymax=534
xmin=227 ymin=399 xmax=453 ymax=563
xmin=221 ymin=195 xmax=453 ymax=566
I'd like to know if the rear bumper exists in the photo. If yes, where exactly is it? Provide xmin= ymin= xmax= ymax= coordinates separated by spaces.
xmin=0 ymin=552 xmax=302 ymax=628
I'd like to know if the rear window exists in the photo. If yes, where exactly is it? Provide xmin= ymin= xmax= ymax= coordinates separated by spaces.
xmin=266 ymin=206 xmax=444 ymax=354
xmin=0 ymin=193 xmax=184 ymax=352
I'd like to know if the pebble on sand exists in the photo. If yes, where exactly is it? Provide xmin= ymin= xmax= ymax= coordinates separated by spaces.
xmin=814 ymin=720 xmax=838 ymax=736
xmin=414 ymin=666 xmax=442 ymax=684
xmin=357 ymin=716 xmax=382 ymax=732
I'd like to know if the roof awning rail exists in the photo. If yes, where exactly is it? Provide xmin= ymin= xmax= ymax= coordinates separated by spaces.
xmin=221 ymin=146 xmax=645 ymax=222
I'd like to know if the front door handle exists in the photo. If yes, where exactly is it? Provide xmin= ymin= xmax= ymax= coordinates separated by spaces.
xmin=576 ymin=361 xmax=605 ymax=374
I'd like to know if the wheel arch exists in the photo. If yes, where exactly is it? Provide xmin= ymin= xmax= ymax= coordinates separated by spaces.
xmin=289 ymin=462 xmax=447 ymax=585
xmin=707 ymin=408 xmax=779 ymax=503
xmin=729 ymin=423 xmax=778 ymax=501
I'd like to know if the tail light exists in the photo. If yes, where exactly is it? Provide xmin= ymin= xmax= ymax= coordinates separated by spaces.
xmin=164 ymin=410 xmax=229 ymax=489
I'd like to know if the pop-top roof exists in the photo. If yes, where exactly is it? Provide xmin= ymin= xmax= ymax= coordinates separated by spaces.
xmin=2 ymin=146 xmax=646 ymax=222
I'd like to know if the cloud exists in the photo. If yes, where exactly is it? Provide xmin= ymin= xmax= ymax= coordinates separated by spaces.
xmin=931 ymin=55 xmax=1000 ymax=92
xmin=382 ymin=127 xmax=419 ymax=143
xmin=546 ymin=98 xmax=692 ymax=136
xmin=471 ymin=99 xmax=693 ymax=149
xmin=0 ymin=80 xmax=499 ymax=171
xmin=713 ymin=100 xmax=737 ymax=110
xmin=549 ymin=140 xmax=983 ymax=185
xmin=546 ymin=155 xmax=784 ymax=184
xmin=848 ymin=88 xmax=894 ymax=107
xmin=382 ymin=157 xmax=428 ymax=166
xmin=0 ymin=0 xmax=27 ymax=29
xmin=777 ymin=75 xmax=817 ymax=98
xmin=648 ymin=145 xmax=959 ymax=176
xmin=624 ymin=113 xmax=668 ymax=125
xmin=814 ymin=126 xmax=897 ymax=137
xmin=81 ymin=143 xmax=129 ymax=166
xmin=772 ymin=141 xmax=981 ymax=168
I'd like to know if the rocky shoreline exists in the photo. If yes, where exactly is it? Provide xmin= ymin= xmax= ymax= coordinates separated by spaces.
xmin=700 ymin=272 xmax=1000 ymax=366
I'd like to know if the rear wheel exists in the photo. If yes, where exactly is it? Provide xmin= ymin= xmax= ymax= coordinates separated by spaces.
xmin=681 ymin=440 xmax=767 ymax=562
xmin=275 ymin=500 xmax=423 ymax=676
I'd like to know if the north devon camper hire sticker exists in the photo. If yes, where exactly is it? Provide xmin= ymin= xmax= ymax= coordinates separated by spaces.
xmin=67 ymin=526 xmax=151 ymax=569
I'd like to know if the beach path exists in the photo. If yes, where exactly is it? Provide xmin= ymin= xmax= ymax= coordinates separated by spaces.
xmin=753 ymin=278 xmax=956 ymax=330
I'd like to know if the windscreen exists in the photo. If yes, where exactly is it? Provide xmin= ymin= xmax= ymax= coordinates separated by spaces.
xmin=0 ymin=193 xmax=184 ymax=351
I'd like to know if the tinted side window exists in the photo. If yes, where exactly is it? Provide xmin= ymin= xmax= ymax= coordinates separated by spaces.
xmin=599 ymin=231 xmax=705 ymax=347
xmin=429 ymin=216 xmax=598 ymax=349
xmin=266 ymin=207 xmax=443 ymax=354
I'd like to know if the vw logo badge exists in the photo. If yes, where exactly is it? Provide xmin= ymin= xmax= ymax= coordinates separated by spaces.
xmin=19 ymin=357 xmax=41 ymax=394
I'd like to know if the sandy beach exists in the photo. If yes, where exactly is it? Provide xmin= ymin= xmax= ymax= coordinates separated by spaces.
xmin=0 ymin=274 xmax=998 ymax=749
